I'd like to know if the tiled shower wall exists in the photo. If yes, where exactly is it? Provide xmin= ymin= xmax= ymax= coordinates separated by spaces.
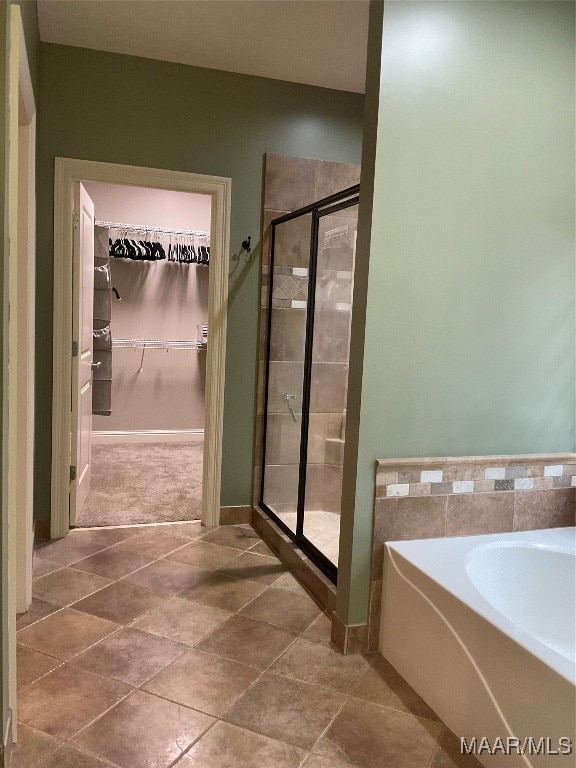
xmin=369 ymin=454 xmax=576 ymax=651
xmin=253 ymin=153 xmax=360 ymax=514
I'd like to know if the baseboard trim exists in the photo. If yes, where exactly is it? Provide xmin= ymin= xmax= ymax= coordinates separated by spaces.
xmin=35 ymin=519 xmax=51 ymax=542
xmin=2 ymin=709 xmax=13 ymax=768
xmin=219 ymin=505 xmax=252 ymax=525
xmin=251 ymin=506 xmax=337 ymax=617
xmin=92 ymin=429 xmax=204 ymax=445
xmin=331 ymin=612 xmax=369 ymax=655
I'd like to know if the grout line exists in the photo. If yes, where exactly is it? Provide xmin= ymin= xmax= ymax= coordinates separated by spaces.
xmin=55 ymin=740 xmax=126 ymax=768
xmin=15 ymin=654 xmax=66 ymax=691
xmin=65 ymin=685 xmax=138 ymax=744
xmin=16 ymin=603 xmax=67 ymax=633
xmin=308 ymin=684 xmax=350 ymax=755
xmin=164 ymin=716 xmax=219 ymax=768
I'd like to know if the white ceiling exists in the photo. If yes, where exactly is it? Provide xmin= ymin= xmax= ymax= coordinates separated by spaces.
xmin=37 ymin=0 xmax=370 ymax=93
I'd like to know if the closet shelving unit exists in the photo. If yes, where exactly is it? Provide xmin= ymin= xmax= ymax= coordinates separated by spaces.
xmin=112 ymin=338 xmax=207 ymax=350
xmin=98 ymin=219 xmax=210 ymax=370
xmin=95 ymin=220 xmax=210 ymax=240
xmin=112 ymin=337 xmax=208 ymax=372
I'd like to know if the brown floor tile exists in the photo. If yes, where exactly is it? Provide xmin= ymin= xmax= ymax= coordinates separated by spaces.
xmin=72 ymin=581 xmax=164 ymax=624
xmin=199 ymin=525 xmax=259 ymax=551
xmin=108 ymin=529 xmax=192 ymax=559
xmin=196 ymin=615 xmax=296 ymax=668
xmin=239 ymin=587 xmax=321 ymax=632
xmin=32 ymin=557 xmax=63 ymax=580
xmin=17 ymin=645 xmax=60 ymax=689
xmin=249 ymin=540 xmax=277 ymax=557
xmin=217 ymin=551 xmax=287 ymax=585
xmin=302 ymin=613 xmax=333 ymax=646
xmin=302 ymin=754 xmax=354 ymax=768
xmin=166 ymin=540 xmax=243 ymax=570
xmin=73 ymin=689 xmax=214 ymax=768
xmin=8 ymin=723 xmax=60 ymax=768
xmin=164 ymin=520 xmax=208 ymax=540
xmin=72 ymin=627 xmax=187 ymax=686
xmin=17 ymin=608 xmax=120 ymax=661
xmin=40 ymin=743 xmax=118 ymax=768
xmin=143 ymin=648 xmax=260 ymax=716
xmin=430 ymin=728 xmax=483 ymax=767
xmin=18 ymin=664 xmax=131 ymax=740
xmin=224 ymin=672 xmax=345 ymax=750
xmin=180 ymin=571 xmax=266 ymax=612
xmin=32 ymin=568 xmax=111 ymax=607
xmin=314 ymin=697 xmax=442 ymax=768
xmin=271 ymin=637 xmax=368 ymax=694
xmin=70 ymin=526 xmax=143 ymax=547
xmin=273 ymin=571 xmax=308 ymax=595
xmin=122 ymin=559 xmax=207 ymax=595
xmin=130 ymin=596 xmax=231 ymax=646
xmin=180 ymin=721 xmax=306 ymax=768
xmin=353 ymin=655 xmax=440 ymax=721
xmin=16 ymin=598 xmax=60 ymax=631
xmin=34 ymin=537 xmax=107 ymax=566
xmin=72 ymin=548 xmax=154 ymax=580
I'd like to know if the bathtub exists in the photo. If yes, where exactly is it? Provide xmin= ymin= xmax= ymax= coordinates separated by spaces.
xmin=380 ymin=528 xmax=575 ymax=768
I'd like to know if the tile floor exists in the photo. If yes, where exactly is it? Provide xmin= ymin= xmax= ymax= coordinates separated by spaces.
xmin=14 ymin=522 xmax=479 ymax=768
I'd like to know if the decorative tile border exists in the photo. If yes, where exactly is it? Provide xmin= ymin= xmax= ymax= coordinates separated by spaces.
xmin=272 ymin=273 xmax=308 ymax=301
xmin=376 ymin=456 xmax=576 ymax=499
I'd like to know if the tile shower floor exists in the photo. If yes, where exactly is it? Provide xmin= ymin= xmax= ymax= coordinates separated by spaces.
xmin=274 ymin=510 xmax=341 ymax=565
xmin=14 ymin=522 xmax=479 ymax=768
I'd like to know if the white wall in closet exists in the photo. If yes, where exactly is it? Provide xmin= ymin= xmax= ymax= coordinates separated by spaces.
xmin=86 ymin=182 xmax=210 ymax=438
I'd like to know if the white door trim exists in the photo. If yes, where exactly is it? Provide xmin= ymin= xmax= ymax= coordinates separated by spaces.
xmin=51 ymin=159 xmax=231 ymax=537
xmin=7 ymin=2 xmax=37 ymax=737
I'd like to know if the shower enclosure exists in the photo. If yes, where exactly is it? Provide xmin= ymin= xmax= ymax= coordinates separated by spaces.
xmin=260 ymin=186 xmax=359 ymax=582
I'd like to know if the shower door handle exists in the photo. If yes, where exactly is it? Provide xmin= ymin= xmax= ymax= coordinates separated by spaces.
xmin=283 ymin=393 xmax=298 ymax=422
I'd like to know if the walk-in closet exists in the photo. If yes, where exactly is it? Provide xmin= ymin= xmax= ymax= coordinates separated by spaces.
xmin=77 ymin=182 xmax=211 ymax=527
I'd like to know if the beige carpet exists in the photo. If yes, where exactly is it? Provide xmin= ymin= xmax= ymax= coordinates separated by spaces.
xmin=76 ymin=442 xmax=203 ymax=527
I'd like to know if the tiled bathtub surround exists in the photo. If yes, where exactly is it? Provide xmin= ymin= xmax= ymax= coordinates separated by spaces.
xmin=369 ymin=454 xmax=576 ymax=651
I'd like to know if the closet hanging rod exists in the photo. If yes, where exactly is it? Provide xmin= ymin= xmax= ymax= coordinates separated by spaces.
xmin=95 ymin=221 xmax=210 ymax=238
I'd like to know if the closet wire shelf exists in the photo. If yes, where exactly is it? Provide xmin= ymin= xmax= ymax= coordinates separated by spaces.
xmin=112 ymin=336 xmax=207 ymax=372
xmin=95 ymin=221 xmax=210 ymax=239
xmin=112 ymin=338 xmax=207 ymax=350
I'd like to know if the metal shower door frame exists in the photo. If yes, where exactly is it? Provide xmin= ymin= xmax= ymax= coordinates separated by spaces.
xmin=260 ymin=185 xmax=360 ymax=584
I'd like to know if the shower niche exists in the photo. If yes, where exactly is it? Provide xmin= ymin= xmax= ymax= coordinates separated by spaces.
xmin=260 ymin=186 xmax=359 ymax=582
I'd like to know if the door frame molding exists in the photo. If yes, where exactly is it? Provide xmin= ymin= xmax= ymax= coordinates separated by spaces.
xmin=51 ymin=158 xmax=231 ymax=538
xmin=14 ymin=5 xmax=36 ymax=617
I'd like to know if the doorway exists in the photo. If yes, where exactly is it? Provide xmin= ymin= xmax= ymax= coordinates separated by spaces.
xmin=51 ymin=159 xmax=231 ymax=539
xmin=72 ymin=181 xmax=211 ymax=528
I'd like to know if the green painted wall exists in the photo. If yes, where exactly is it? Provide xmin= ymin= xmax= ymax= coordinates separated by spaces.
xmin=339 ymin=0 xmax=575 ymax=624
xmin=34 ymin=43 xmax=364 ymax=520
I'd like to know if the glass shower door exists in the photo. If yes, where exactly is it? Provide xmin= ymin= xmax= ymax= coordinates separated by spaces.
xmin=260 ymin=185 xmax=359 ymax=582
xmin=261 ymin=214 xmax=312 ymax=533
xmin=302 ymin=205 xmax=357 ymax=565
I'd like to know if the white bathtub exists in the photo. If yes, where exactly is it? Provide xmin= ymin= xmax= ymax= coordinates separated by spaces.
xmin=380 ymin=528 xmax=575 ymax=768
